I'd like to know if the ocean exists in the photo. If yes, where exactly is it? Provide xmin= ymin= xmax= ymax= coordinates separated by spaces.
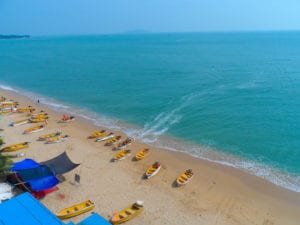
xmin=1 ymin=32 xmax=300 ymax=192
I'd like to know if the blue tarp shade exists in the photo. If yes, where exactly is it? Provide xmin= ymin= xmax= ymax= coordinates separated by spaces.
xmin=27 ymin=175 xmax=59 ymax=191
xmin=77 ymin=213 xmax=111 ymax=225
xmin=12 ymin=158 xmax=40 ymax=171
xmin=17 ymin=165 xmax=53 ymax=181
xmin=0 ymin=192 xmax=67 ymax=225
xmin=12 ymin=162 xmax=59 ymax=191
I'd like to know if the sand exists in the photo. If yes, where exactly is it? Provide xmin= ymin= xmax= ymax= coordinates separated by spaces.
xmin=1 ymin=89 xmax=300 ymax=225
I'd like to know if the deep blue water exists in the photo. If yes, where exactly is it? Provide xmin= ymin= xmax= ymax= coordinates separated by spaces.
xmin=1 ymin=32 xmax=300 ymax=191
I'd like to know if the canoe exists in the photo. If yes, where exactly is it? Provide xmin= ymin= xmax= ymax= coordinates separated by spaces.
xmin=111 ymin=201 xmax=144 ymax=225
xmin=1 ymin=142 xmax=30 ymax=152
xmin=17 ymin=107 xmax=34 ymax=113
xmin=145 ymin=162 xmax=161 ymax=179
xmin=38 ymin=131 xmax=61 ymax=141
xmin=176 ymin=169 xmax=194 ymax=186
xmin=9 ymin=119 xmax=30 ymax=127
xmin=104 ymin=135 xmax=121 ymax=146
xmin=31 ymin=113 xmax=48 ymax=119
xmin=58 ymin=116 xmax=75 ymax=123
xmin=45 ymin=135 xmax=69 ymax=144
xmin=135 ymin=148 xmax=150 ymax=161
xmin=112 ymin=150 xmax=131 ymax=161
xmin=112 ymin=138 xmax=132 ymax=150
xmin=24 ymin=124 xmax=45 ymax=134
xmin=95 ymin=133 xmax=114 ymax=142
xmin=88 ymin=130 xmax=106 ymax=139
xmin=56 ymin=200 xmax=95 ymax=219
xmin=29 ymin=117 xmax=49 ymax=123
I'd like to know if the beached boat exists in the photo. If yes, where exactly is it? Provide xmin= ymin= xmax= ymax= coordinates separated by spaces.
xmin=38 ymin=131 xmax=61 ymax=141
xmin=111 ymin=201 xmax=144 ymax=225
xmin=17 ymin=107 xmax=34 ymax=113
xmin=112 ymin=149 xmax=131 ymax=161
xmin=56 ymin=200 xmax=95 ymax=219
xmin=58 ymin=116 xmax=75 ymax=123
xmin=104 ymin=135 xmax=121 ymax=146
xmin=88 ymin=130 xmax=106 ymax=139
xmin=112 ymin=138 xmax=132 ymax=150
xmin=31 ymin=113 xmax=48 ymax=119
xmin=45 ymin=135 xmax=69 ymax=144
xmin=145 ymin=162 xmax=161 ymax=179
xmin=24 ymin=124 xmax=45 ymax=134
xmin=0 ymin=142 xmax=30 ymax=152
xmin=95 ymin=132 xmax=114 ymax=142
xmin=9 ymin=119 xmax=30 ymax=127
xmin=0 ymin=101 xmax=17 ymax=108
xmin=0 ymin=110 xmax=12 ymax=115
xmin=176 ymin=169 xmax=194 ymax=186
xmin=135 ymin=148 xmax=150 ymax=160
xmin=29 ymin=117 xmax=49 ymax=123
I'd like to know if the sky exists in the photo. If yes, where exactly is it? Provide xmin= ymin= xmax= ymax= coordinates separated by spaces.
xmin=0 ymin=0 xmax=300 ymax=35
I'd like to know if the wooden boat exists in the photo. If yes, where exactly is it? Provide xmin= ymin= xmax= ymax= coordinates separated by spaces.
xmin=112 ymin=138 xmax=132 ymax=150
xmin=145 ymin=162 xmax=161 ymax=179
xmin=38 ymin=131 xmax=61 ymax=141
xmin=88 ymin=130 xmax=106 ymax=139
xmin=29 ymin=117 xmax=48 ymax=123
xmin=56 ymin=200 xmax=95 ymax=219
xmin=112 ymin=150 xmax=131 ymax=161
xmin=24 ymin=124 xmax=45 ymax=134
xmin=104 ymin=135 xmax=121 ymax=146
xmin=0 ymin=101 xmax=17 ymax=108
xmin=58 ymin=116 xmax=75 ymax=123
xmin=31 ymin=113 xmax=48 ymax=119
xmin=9 ymin=119 xmax=30 ymax=127
xmin=176 ymin=169 xmax=194 ymax=186
xmin=95 ymin=133 xmax=114 ymax=142
xmin=1 ymin=142 xmax=30 ymax=152
xmin=17 ymin=107 xmax=34 ymax=113
xmin=45 ymin=135 xmax=69 ymax=144
xmin=135 ymin=148 xmax=150 ymax=161
xmin=0 ymin=109 xmax=12 ymax=115
xmin=111 ymin=201 xmax=144 ymax=225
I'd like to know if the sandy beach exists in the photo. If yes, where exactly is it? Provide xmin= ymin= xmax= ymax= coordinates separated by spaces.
xmin=1 ymin=89 xmax=300 ymax=225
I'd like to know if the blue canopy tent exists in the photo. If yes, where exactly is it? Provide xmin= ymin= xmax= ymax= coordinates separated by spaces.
xmin=10 ymin=159 xmax=59 ymax=191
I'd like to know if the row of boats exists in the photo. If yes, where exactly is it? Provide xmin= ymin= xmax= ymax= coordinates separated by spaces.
xmin=88 ymin=130 xmax=194 ymax=185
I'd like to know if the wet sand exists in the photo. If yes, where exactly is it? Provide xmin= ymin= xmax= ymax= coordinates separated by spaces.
xmin=1 ymin=89 xmax=300 ymax=225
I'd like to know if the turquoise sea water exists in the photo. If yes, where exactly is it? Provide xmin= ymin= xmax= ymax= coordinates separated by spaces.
xmin=1 ymin=32 xmax=300 ymax=191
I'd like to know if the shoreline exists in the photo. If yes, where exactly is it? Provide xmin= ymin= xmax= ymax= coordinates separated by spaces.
xmin=1 ymin=88 xmax=300 ymax=224
xmin=1 ymin=84 xmax=300 ymax=193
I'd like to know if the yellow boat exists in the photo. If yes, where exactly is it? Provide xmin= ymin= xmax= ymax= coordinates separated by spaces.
xmin=9 ymin=119 xmax=30 ymax=127
xmin=31 ymin=113 xmax=48 ymax=119
xmin=17 ymin=107 xmax=34 ymax=113
xmin=56 ymin=200 xmax=95 ymax=219
xmin=88 ymin=130 xmax=106 ymax=139
xmin=24 ymin=124 xmax=45 ymax=134
xmin=45 ymin=134 xmax=69 ymax=144
xmin=0 ymin=109 xmax=12 ymax=115
xmin=29 ymin=117 xmax=49 ymax=123
xmin=135 ymin=148 xmax=150 ymax=161
xmin=38 ymin=131 xmax=61 ymax=141
xmin=176 ymin=169 xmax=194 ymax=186
xmin=145 ymin=162 xmax=161 ymax=179
xmin=0 ymin=101 xmax=17 ymax=108
xmin=112 ymin=149 xmax=131 ymax=161
xmin=95 ymin=132 xmax=114 ymax=142
xmin=104 ymin=135 xmax=121 ymax=146
xmin=1 ymin=142 xmax=30 ymax=152
xmin=111 ymin=201 xmax=144 ymax=225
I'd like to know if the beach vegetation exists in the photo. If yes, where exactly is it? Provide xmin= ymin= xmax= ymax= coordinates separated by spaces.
xmin=0 ymin=139 xmax=14 ymax=179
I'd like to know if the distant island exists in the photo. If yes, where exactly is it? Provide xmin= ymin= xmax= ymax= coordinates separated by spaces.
xmin=0 ymin=35 xmax=30 ymax=39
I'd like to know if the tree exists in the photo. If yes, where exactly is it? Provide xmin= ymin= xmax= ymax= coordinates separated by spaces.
xmin=0 ymin=138 xmax=14 ymax=179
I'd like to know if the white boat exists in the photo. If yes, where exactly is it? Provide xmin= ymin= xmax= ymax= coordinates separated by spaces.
xmin=95 ymin=133 xmax=114 ymax=142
